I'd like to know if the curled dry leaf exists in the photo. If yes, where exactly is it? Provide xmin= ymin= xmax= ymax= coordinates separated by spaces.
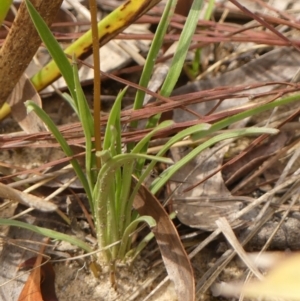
xmin=18 ymin=238 xmax=58 ymax=301
xmin=7 ymin=73 xmax=46 ymax=134
xmin=18 ymin=257 xmax=58 ymax=301
xmin=18 ymin=255 xmax=44 ymax=301
xmin=131 ymin=176 xmax=195 ymax=301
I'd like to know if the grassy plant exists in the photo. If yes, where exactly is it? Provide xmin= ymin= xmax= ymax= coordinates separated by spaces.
xmin=0 ymin=0 xmax=290 ymax=275
xmin=24 ymin=0 xmax=175 ymax=266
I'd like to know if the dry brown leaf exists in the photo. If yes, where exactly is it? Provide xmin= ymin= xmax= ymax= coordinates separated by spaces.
xmin=131 ymin=176 xmax=195 ymax=301
xmin=17 ymin=238 xmax=58 ymax=301
xmin=18 ymin=255 xmax=43 ymax=301
xmin=170 ymin=145 xmax=251 ymax=231
xmin=18 ymin=256 xmax=58 ymax=301
xmin=7 ymin=73 xmax=46 ymax=134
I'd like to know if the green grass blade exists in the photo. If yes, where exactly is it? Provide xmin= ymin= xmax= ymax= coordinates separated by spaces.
xmin=118 ymin=216 xmax=156 ymax=259
xmin=130 ymin=0 xmax=177 ymax=128
xmin=160 ymin=0 xmax=204 ymax=96
xmin=129 ymin=123 xmax=211 ymax=202
xmin=73 ymin=59 xmax=94 ymax=136
xmin=26 ymin=101 xmax=93 ymax=208
xmin=25 ymin=0 xmax=76 ymax=102
xmin=189 ymin=0 xmax=214 ymax=77
xmin=130 ymin=212 xmax=176 ymax=260
xmin=127 ymin=123 xmax=212 ymax=224
xmin=93 ymin=152 xmax=173 ymax=255
xmin=103 ymin=88 xmax=127 ymax=151
xmin=132 ymin=120 xmax=174 ymax=155
xmin=150 ymin=127 xmax=279 ymax=194
xmin=123 ymin=119 xmax=173 ymax=195
xmin=147 ymin=0 xmax=204 ymax=128
xmin=0 ymin=219 xmax=92 ymax=253
xmin=192 ymin=94 xmax=300 ymax=141
xmin=101 ymin=89 xmax=126 ymax=238
xmin=132 ymin=120 xmax=173 ymax=167
xmin=61 ymin=92 xmax=79 ymax=116
xmin=204 ymin=0 xmax=215 ymax=20
xmin=72 ymin=59 xmax=95 ymax=189
xmin=119 ymin=120 xmax=174 ymax=238
xmin=0 ymin=0 xmax=12 ymax=26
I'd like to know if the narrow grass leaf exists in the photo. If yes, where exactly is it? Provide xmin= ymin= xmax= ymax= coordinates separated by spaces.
xmin=101 ymin=89 xmax=126 ymax=242
xmin=161 ymin=0 xmax=204 ymax=96
xmin=73 ymin=59 xmax=95 ymax=190
xmin=122 ymin=120 xmax=175 ymax=235
xmin=61 ymin=93 xmax=78 ymax=115
xmin=0 ymin=219 xmax=92 ymax=253
xmin=132 ymin=120 xmax=174 ymax=155
xmin=73 ymin=59 xmax=94 ymax=136
xmin=118 ymin=216 xmax=156 ymax=259
xmin=129 ymin=123 xmax=211 ymax=202
xmin=130 ymin=0 xmax=177 ymax=122
xmin=93 ymin=152 xmax=173 ymax=257
xmin=0 ymin=0 xmax=12 ymax=26
xmin=151 ymin=127 xmax=279 ymax=194
xmin=103 ymin=88 xmax=126 ymax=151
xmin=192 ymin=94 xmax=300 ymax=140
xmin=204 ymin=0 xmax=215 ymax=20
xmin=132 ymin=120 xmax=173 ymax=174
xmin=25 ymin=101 xmax=93 ymax=207
xmin=147 ymin=0 xmax=204 ymax=128
xmin=25 ymin=0 xmax=76 ymax=102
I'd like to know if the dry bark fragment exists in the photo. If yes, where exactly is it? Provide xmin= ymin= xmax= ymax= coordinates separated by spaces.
xmin=0 ymin=0 xmax=63 ymax=107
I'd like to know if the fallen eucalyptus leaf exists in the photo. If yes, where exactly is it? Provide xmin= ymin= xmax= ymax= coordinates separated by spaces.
xmin=171 ymin=145 xmax=251 ymax=231
xmin=132 ymin=176 xmax=195 ymax=301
